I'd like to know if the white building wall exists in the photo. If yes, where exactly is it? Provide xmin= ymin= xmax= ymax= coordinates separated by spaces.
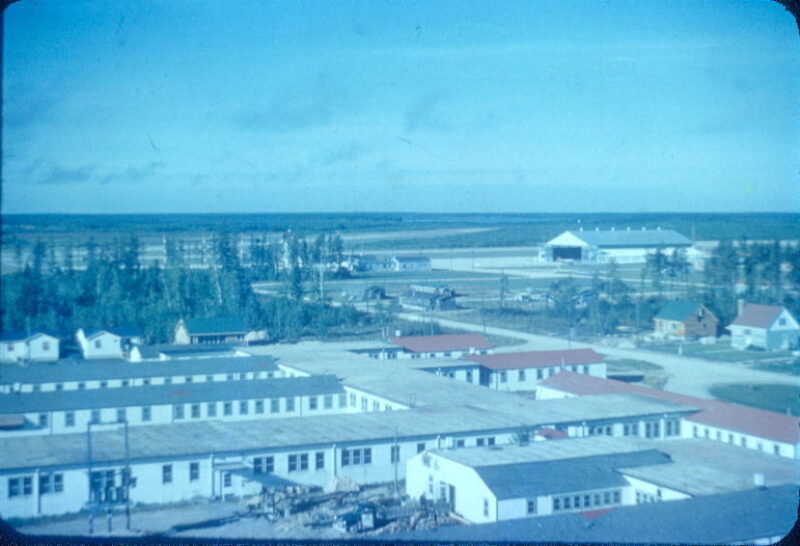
xmin=78 ymin=331 xmax=125 ymax=360
xmin=683 ymin=421 xmax=797 ymax=459
xmin=488 ymin=364 xmax=605 ymax=392
xmin=623 ymin=475 xmax=690 ymax=503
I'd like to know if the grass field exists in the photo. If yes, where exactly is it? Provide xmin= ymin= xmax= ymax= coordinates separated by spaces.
xmin=709 ymin=383 xmax=799 ymax=416
xmin=644 ymin=341 xmax=796 ymax=364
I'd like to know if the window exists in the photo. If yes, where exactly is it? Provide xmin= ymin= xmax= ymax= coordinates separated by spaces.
xmin=162 ymin=464 xmax=172 ymax=484
xmin=56 ymin=383 xmax=64 ymax=391
xmin=8 ymin=476 xmax=33 ymax=498
xmin=465 ymin=370 xmax=473 ymax=383
xmin=593 ymin=493 xmax=601 ymax=506
xmin=704 ymin=428 xmax=709 ymax=438
xmin=239 ymin=400 xmax=249 ymax=415
xmin=226 ymin=374 xmax=234 ymax=381
xmin=581 ymin=365 xmax=589 ymax=374
xmin=342 ymin=448 xmax=371 ymax=466
xmin=223 ymin=472 xmax=231 ymax=487
xmin=116 ymin=408 xmax=126 ymax=422
xmin=338 ymin=393 xmax=346 ymax=407
xmin=78 ymin=382 xmax=86 ymax=390
xmin=223 ymin=402 xmax=233 ymax=416
xmin=603 ymin=492 xmax=611 ymax=504
xmin=100 ymin=381 xmax=108 ymax=388
xmin=342 ymin=450 xmax=350 ymax=467
xmin=91 ymin=409 xmax=101 ymax=423
xmin=207 ymin=402 xmax=217 ymax=417
xmin=716 ymin=431 xmax=722 ymax=440
xmin=779 ymin=318 xmax=787 ymax=326
xmin=33 ymin=385 xmax=40 ymax=392
xmin=270 ymin=399 xmax=279 ymax=413
xmin=206 ymin=375 xmax=214 ymax=382
xmin=536 ymin=369 xmax=543 ymax=380
xmin=94 ymin=340 xmax=102 ymax=348
xmin=286 ymin=398 xmax=295 ymax=412
xmin=487 ymin=437 xmax=495 ymax=446
xmin=613 ymin=491 xmax=621 ymax=504
xmin=482 ymin=498 xmax=489 ymax=516
xmin=7 ymin=343 xmax=13 ymax=352
xmin=428 ymin=475 xmax=434 ymax=494
xmin=255 ymin=400 xmax=264 ymax=414
xmin=455 ymin=439 xmax=465 ymax=448
xmin=39 ymin=413 xmax=48 ymax=427
xmin=573 ymin=495 xmax=581 ymax=508
xmin=143 ymin=379 xmax=150 ymax=386
xmin=372 ymin=401 xmax=380 ymax=411
xmin=417 ymin=442 xmax=425 ymax=454
xmin=361 ymin=397 xmax=367 ymax=412
xmin=564 ymin=496 xmax=571 ymax=509
xmin=391 ymin=445 xmax=400 ymax=463
xmin=774 ymin=444 xmax=781 ymax=455
xmin=728 ymin=433 xmax=733 ymax=444
xmin=288 ymin=453 xmax=308 ymax=472
xmin=39 ymin=474 xmax=51 ymax=494
xmin=54 ymin=473 xmax=63 ymax=492
xmin=553 ymin=497 xmax=560 ymax=511
xmin=185 ymin=376 xmax=192 ymax=384
xmin=741 ymin=436 xmax=747 ymax=447
xmin=500 ymin=371 xmax=507 ymax=383
xmin=173 ymin=404 xmax=185 ymax=420
xmin=164 ymin=377 xmax=172 ymax=385
xmin=518 ymin=370 xmax=526 ymax=381
xmin=253 ymin=456 xmax=274 ymax=474
xmin=189 ymin=462 xmax=199 ymax=481
xmin=142 ymin=406 xmax=152 ymax=422
xmin=349 ymin=393 xmax=356 ymax=407
xmin=309 ymin=396 xmax=318 ymax=411
xmin=316 ymin=451 xmax=325 ymax=470
xmin=476 ymin=438 xmax=485 ymax=446
xmin=526 ymin=499 xmax=537 ymax=515
xmin=65 ymin=412 xmax=75 ymax=427
xmin=121 ymin=380 xmax=129 ymax=387
xmin=583 ymin=495 xmax=591 ymax=507
xmin=191 ymin=404 xmax=201 ymax=418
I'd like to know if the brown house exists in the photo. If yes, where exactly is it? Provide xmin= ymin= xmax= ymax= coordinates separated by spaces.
xmin=653 ymin=301 xmax=718 ymax=339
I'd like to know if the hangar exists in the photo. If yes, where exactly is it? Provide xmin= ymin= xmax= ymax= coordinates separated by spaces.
xmin=542 ymin=228 xmax=692 ymax=264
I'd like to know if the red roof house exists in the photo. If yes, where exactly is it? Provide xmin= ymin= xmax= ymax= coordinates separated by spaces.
xmin=727 ymin=303 xmax=799 ymax=351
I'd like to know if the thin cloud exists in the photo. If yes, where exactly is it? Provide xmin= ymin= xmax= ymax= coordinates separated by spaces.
xmin=403 ymin=92 xmax=454 ymax=133
xmin=318 ymin=142 xmax=369 ymax=166
xmin=38 ymin=165 xmax=96 ymax=185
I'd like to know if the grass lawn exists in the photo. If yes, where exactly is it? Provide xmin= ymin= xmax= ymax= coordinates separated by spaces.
xmin=751 ymin=359 xmax=800 ymax=376
xmin=709 ymin=383 xmax=800 ymax=416
xmin=606 ymin=359 xmax=664 ymax=372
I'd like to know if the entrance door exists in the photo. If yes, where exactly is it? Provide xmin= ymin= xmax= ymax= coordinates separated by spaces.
xmin=448 ymin=485 xmax=456 ymax=511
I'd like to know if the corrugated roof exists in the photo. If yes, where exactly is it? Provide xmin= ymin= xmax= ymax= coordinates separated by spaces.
xmin=654 ymin=301 xmax=706 ymax=322
xmin=0 ymin=374 xmax=342 ymax=413
xmin=465 ymin=349 xmax=604 ymax=370
xmin=396 ymin=485 xmax=798 ymax=544
xmin=729 ymin=303 xmax=787 ymax=329
xmin=476 ymin=450 xmax=669 ymax=499
xmin=560 ymin=229 xmax=692 ymax=248
xmin=390 ymin=333 xmax=493 ymax=353
xmin=183 ymin=317 xmax=248 ymax=335
xmin=539 ymin=371 xmax=800 ymax=444
xmin=0 ymin=356 xmax=277 ymax=385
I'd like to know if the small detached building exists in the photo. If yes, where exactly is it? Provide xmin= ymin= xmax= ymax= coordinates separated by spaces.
xmin=400 ymin=285 xmax=457 ymax=311
xmin=0 ymin=331 xmax=60 ymax=363
xmin=726 ymin=303 xmax=799 ymax=351
xmin=174 ymin=317 xmax=268 ymax=345
xmin=390 ymin=333 xmax=493 ymax=359
xmin=465 ymin=349 xmax=606 ymax=391
xmin=390 ymin=255 xmax=432 ymax=271
xmin=653 ymin=301 xmax=718 ymax=339
xmin=76 ymin=327 xmax=143 ymax=360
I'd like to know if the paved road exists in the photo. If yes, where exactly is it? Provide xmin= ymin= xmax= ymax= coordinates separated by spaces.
xmin=399 ymin=312 xmax=800 ymax=399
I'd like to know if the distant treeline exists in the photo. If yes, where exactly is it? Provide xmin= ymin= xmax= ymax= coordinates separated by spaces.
xmin=0 ymin=232 xmax=381 ymax=345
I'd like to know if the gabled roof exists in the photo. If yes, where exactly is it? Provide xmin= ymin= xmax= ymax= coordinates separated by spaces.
xmin=475 ymin=450 xmax=670 ymax=500
xmin=397 ymin=485 xmax=798 ymax=544
xmin=538 ymin=371 xmax=800 ymax=444
xmin=729 ymin=303 xmax=791 ymax=329
xmin=655 ymin=301 xmax=715 ymax=322
xmin=550 ymin=229 xmax=692 ymax=248
xmin=83 ymin=326 xmax=143 ymax=339
xmin=182 ymin=317 xmax=248 ymax=335
xmin=465 ymin=349 xmax=603 ymax=370
xmin=390 ymin=333 xmax=493 ymax=353
xmin=0 ymin=330 xmax=59 ymax=342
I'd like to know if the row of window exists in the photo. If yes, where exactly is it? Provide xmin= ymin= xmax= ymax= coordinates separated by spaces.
xmin=636 ymin=490 xmax=661 ymax=504
xmin=552 ymin=489 xmax=621 ymax=512
xmin=8 ymin=473 xmax=63 ymax=498
xmin=693 ymin=426 xmax=781 ymax=455
xmin=161 ymin=462 xmax=200 ymax=484
xmin=341 ymin=448 xmax=372 ymax=466
xmin=348 ymin=392 xmax=397 ymax=412
xmin=497 ymin=365 xmax=592 ymax=384
xmin=26 ymin=371 xmax=278 ymax=393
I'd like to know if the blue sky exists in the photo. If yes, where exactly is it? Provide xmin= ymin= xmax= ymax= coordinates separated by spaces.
xmin=3 ymin=0 xmax=798 ymax=213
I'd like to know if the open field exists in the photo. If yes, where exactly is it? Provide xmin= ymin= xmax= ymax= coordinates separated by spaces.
xmin=642 ymin=341 xmax=797 ymax=368
xmin=708 ymin=383 xmax=799 ymax=416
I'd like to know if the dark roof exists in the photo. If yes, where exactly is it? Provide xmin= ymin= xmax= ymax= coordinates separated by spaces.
xmin=0 ymin=356 xmax=277 ymax=385
xmin=392 ymin=255 xmax=431 ymax=263
xmin=539 ymin=371 xmax=800 ymax=444
xmin=0 ymin=374 xmax=341 ymax=413
xmin=83 ymin=326 xmax=143 ymax=339
xmin=391 ymin=333 xmax=493 ymax=353
xmin=730 ymin=303 xmax=791 ymax=329
xmin=475 ymin=450 xmax=670 ymax=499
xmin=155 ymin=343 xmax=242 ymax=356
xmin=654 ymin=301 xmax=714 ymax=322
xmin=395 ymin=485 xmax=798 ymax=544
xmin=465 ymin=349 xmax=604 ymax=370
xmin=561 ymin=229 xmax=692 ymax=248
xmin=1 ymin=330 xmax=59 ymax=342
xmin=182 ymin=317 xmax=248 ymax=335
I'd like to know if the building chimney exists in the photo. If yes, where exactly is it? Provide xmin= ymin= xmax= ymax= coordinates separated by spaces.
xmin=737 ymin=299 xmax=746 ymax=316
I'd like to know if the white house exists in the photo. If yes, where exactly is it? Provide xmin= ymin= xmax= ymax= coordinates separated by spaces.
xmin=76 ymin=327 xmax=143 ymax=360
xmin=0 ymin=331 xmax=60 ymax=363
xmin=174 ymin=317 xmax=267 ymax=345
xmin=542 ymin=228 xmax=692 ymax=264
xmin=390 ymin=255 xmax=432 ymax=271
xmin=406 ymin=438 xmax=671 ymax=523
xmin=726 ymin=302 xmax=799 ymax=351
xmin=464 ymin=349 xmax=607 ymax=391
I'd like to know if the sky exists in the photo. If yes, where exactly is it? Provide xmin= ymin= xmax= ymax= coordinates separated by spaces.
xmin=2 ymin=0 xmax=799 ymax=214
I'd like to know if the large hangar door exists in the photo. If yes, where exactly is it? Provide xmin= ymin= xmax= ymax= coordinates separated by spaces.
xmin=552 ymin=246 xmax=582 ymax=261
